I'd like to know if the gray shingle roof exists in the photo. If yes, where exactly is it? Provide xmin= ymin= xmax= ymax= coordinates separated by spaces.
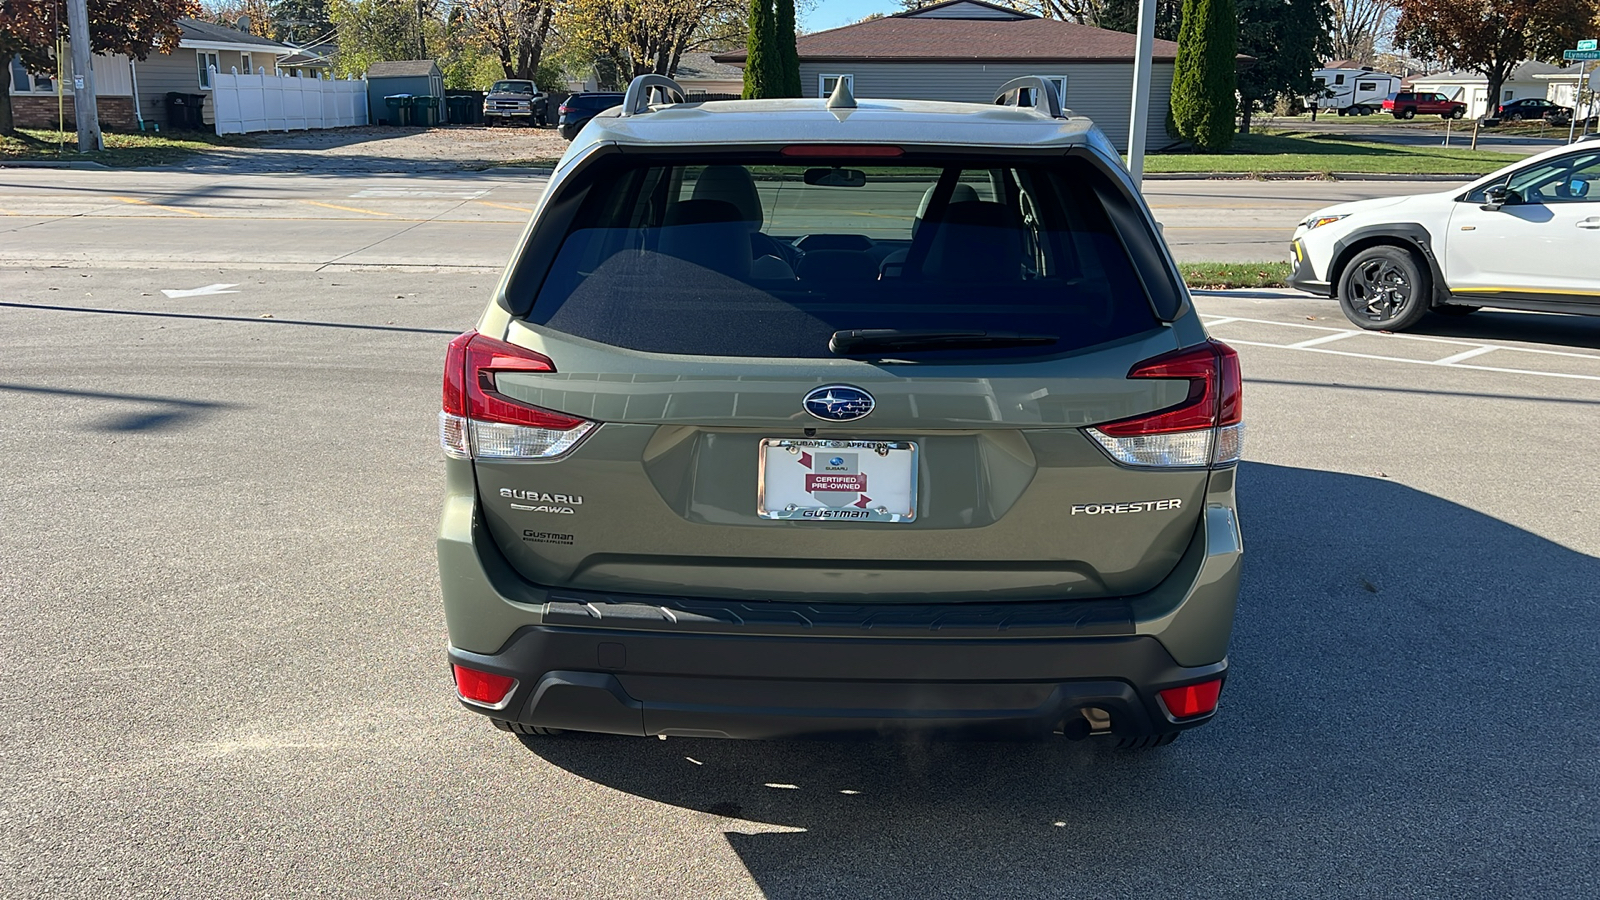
xmin=179 ymin=18 xmax=293 ymax=51
xmin=366 ymin=60 xmax=442 ymax=78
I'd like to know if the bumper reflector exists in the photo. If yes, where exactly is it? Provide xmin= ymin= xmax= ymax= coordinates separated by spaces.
xmin=1158 ymin=679 xmax=1223 ymax=719
xmin=453 ymin=664 xmax=518 ymax=709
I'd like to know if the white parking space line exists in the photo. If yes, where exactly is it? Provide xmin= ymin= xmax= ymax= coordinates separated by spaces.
xmin=1204 ymin=315 xmax=1600 ymax=383
xmin=1286 ymin=331 xmax=1362 ymax=349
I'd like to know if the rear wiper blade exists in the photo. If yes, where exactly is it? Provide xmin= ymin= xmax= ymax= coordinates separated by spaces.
xmin=829 ymin=329 xmax=1058 ymax=354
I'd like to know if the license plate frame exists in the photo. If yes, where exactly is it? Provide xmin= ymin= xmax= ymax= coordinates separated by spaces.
xmin=757 ymin=438 xmax=918 ymax=523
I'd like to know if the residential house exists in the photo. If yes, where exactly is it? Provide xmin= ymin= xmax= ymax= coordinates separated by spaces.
xmin=673 ymin=52 xmax=745 ymax=98
xmin=7 ymin=19 xmax=293 ymax=131
xmin=711 ymin=0 xmax=1185 ymax=153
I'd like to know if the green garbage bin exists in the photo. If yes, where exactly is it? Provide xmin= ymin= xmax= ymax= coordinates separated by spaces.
xmin=383 ymin=94 xmax=412 ymax=126
xmin=412 ymin=96 xmax=439 ymax=127
xmin=445 ymin=95 xmax=474 ymax=125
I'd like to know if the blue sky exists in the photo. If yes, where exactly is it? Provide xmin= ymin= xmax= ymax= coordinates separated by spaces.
xmin=802 ymin=0 xmax=905 ymax=33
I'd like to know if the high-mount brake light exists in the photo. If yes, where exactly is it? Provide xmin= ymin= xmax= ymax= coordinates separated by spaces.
xmin=1158 ymin=679 xmax=1223 ymax=719
xmin=452 ymin=663 xmax=518 ymax=709
xmin=1084 ymin=340 xmax=1243 ymax=468
xmin=781 ymin=144 xmax=905 ymax=158
xmin=439 ymin=331 xmax=597 ymax=460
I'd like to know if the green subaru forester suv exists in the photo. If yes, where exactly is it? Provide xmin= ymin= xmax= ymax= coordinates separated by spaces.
xmin=438 ymin=76 xmax=1243 ymax=748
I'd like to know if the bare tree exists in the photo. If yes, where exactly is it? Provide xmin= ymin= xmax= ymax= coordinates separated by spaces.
xmin=1327 ymin=0 xmax=1398 ymax=65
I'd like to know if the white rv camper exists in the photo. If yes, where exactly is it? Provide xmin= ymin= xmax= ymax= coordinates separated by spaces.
xmin=1310 ymin=67 xmax=1402 ymax=116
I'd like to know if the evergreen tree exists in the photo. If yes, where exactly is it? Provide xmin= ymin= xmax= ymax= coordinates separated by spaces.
xmin=774 ymin=0 xmax=801 ymax=97
xmin=743 ymin=0 xmax=777 ymax=99
xmin=1236 ymin=0 xmax=1328 ymax=132
xmin=1097 ymin=0 xmax=1183 ymax=40
xmin=1170 ymin=0 xmax=1237 ymax=151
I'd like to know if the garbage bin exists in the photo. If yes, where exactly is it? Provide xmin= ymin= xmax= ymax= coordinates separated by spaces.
xmin=444 ymin=94 xmax=473 ymax=125
xmin=165 ymin=91 xmax=206 ymax=130
xmin=412 ymin=96 xmax=439 ymax=127
xmin=384 ymin=94 xmax=413 ymax=126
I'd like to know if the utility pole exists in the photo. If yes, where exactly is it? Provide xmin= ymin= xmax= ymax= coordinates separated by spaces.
xmin=64 ymin=0 xmax=101 ymax=152
xmin=1126 ymin=0 xmax=1157 ymax=185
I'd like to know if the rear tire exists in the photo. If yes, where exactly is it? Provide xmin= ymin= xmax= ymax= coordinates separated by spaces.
xmin=1116 ymin=733 xmax=1180 ymax=750
xmin=1450 ymin=108 xmax=1465 ymax=119
xmin=1401 ymin=108 xmax=1416 ymax=120
xmin=1337 ymin=245 xmax=1432 ymax=332
xmin=1507 ymin=112 xmax=1523 ymax=122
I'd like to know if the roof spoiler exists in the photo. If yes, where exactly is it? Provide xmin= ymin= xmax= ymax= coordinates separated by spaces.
xmin=621 ymin=74 xmax=686 ymax=116
xmin=993 ymin=76 xmax=1065 ymax=119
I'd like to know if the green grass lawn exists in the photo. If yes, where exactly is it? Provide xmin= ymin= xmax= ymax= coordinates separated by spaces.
xmin=1146 ymin=131 xmax=1525 ymax=176
xmin=1180 ymin=262 xmax=1292 ymax=290
xmin=0 ymin=128 xmax=254 ymax=167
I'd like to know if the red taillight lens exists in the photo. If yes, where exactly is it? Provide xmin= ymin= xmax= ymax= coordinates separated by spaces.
xmin=453 ymin=664 xmax=517 ymax=708
xmin=1159 ymin=679 xmax=1222 ymax=719
xmin=1096 ymin=340 xmax=1239 ymax=436
xmin=439 ymin=331 xmax=597 ymax=460
xmin=1084 ymin=340 xmax=1243 ymax=468
xmin=781 ymin=144 xmax=905 ymax=158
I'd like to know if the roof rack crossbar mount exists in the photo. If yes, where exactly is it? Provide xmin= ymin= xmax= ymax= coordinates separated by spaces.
xmin=622 ymin=74 xmax=687 ymax=116
xmin=993 ymin=76 xmax=1065 ymax=119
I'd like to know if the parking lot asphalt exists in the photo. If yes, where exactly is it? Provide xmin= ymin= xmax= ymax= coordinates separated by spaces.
xmin=7 ymin=154 xmax=1600 ymax=897
xmin=4 ymin=255 xmax=1598 ymax=897
xmin=0 ymin=167 xmax=1473 ymax=266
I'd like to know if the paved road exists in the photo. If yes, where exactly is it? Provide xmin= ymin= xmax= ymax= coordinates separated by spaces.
xmin=4 ymin=165 xmax=1599 ymax=897
xmin=1278 ymin=117 xmax=1571 ymax=157
xmin=0 ymin=167 xmax=1473 ymax=267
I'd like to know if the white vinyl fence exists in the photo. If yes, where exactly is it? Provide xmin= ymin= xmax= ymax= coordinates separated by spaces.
xmin=211 ymin=68 xmax=368 ymax=135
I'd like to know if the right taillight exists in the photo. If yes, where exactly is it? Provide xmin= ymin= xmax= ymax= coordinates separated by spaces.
xmin=1085 ymin=339 xmax=1243 ymax=468
xmin=439 ymin=331 xmax=597 ymax=460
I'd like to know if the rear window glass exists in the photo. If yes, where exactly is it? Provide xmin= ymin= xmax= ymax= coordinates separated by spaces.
xmin=523 ymin=160 xmax=1160 ymax=359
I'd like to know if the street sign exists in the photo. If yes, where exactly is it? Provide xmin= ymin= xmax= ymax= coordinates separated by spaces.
xmin=1578 ymin=39 xmax=1598 ymax=51
xmin=1565 ymin=49 xmax=1600 ymax=60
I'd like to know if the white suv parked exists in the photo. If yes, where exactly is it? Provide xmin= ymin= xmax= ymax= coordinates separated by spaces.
xmin=1290 ymin=143 xmax=1600 ymax=331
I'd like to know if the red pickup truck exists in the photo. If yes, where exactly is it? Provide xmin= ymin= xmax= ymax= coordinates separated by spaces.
xmin=1382 ymin=92 xmax=1468 ymax=120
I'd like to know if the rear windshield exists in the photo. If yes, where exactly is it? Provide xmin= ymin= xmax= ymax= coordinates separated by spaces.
xmin=571 ymin=94 xmax=623 ymax=109
xmin=523 ymin=160 xmax=1160 ymax=359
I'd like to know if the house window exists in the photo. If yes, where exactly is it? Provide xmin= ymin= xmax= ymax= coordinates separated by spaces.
xmin=9 ymin=54 xmax=55 ymax=93
xmin=240 ymin=53 xmax=252 ymax=75
xmin=819 ymin=74 xmax=854 ymax=98
xmin=1503 ymin=90 xmax=1513 ymax=100
xmin=197 ymin=51 xmax=219 ymax=88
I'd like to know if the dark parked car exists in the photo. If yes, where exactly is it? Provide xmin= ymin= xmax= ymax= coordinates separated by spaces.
xmin=557 ymin=92 xmax=625 ymax=140
xmin=1496 ymin=98 xmax=1572 ymax=123
xmin=1382 ymin=91 xmax=1467 ymax=120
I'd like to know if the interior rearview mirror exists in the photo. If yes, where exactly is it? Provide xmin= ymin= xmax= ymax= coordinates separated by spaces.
xmin=804 ymin=167 xmax=868 ymax=188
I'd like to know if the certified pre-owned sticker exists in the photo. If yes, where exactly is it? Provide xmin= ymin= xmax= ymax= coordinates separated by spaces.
xmin=1070 ymin=499 xmax=1182 ymax=515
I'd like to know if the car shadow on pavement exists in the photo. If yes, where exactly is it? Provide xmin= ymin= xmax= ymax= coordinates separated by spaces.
xmin=1411 ymin=308 xmax=1600 ymax=352
xmin=520 ymin=462 xmax=1600 ymax=897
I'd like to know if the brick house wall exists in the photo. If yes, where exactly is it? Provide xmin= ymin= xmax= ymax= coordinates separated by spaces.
xmin=11 ymin=95 xmax=139 ymax=131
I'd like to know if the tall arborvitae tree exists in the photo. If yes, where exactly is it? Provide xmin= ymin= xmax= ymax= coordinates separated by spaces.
xmin=742 ymin=0 xmax=777 ymax=98
xmin=1170 ymin=0 xmax=1237 ymax=151
xmin=774 ymin=0 xmax=801 ymax=97
xmin=1236 ymin=0 xmax=1328 ymax=132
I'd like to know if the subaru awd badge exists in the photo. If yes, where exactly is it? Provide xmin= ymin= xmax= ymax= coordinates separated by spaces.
xmin=803 ymin=385 xmax=875 ymax=422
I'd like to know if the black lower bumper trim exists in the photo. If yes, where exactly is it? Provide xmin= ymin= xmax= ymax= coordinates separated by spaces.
xmin=1288 ymin=243 xmax=1332 ymax=297
xmin=451 ymin=625 xmax=1226 ymax=740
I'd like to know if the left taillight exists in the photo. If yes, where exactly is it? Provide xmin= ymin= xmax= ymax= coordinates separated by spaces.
xmin=1084 ymin=339 xmax=1243 ymax=469
xmin=439 ymin=331 xmax=597 ymax=460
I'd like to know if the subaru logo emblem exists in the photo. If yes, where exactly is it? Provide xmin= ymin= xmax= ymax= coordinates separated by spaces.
xmin=830 ymin=457 xmax=844 ymax=466
xmin=803 ymin=385 xmax=875 ymax=422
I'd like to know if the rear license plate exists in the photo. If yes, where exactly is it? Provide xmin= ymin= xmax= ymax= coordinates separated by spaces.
xmin=758 ymin=439 xmax=917 ymax=523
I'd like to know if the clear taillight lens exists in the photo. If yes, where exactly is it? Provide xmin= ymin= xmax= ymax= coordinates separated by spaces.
xmin=440 ymin=331 xmax=597 ymax=460
xmin=1084 ymin=340 xmax=1243 ymax=469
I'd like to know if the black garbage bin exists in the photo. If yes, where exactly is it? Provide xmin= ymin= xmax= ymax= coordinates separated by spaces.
xmin=384 ymin=94 xmax=413 ymax=127
xmin=165 ymin=92 xmax=206 ymax=130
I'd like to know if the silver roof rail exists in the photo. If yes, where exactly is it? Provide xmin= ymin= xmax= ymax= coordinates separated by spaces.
xmin=993 ymin=76 xmax=1065 ymax=119
xmin=621 ymin=74 xmax=687 ymax=116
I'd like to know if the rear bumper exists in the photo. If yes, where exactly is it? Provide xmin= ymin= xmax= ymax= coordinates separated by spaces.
xmin=451 ymin=626 xmax=1226 ymax=740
